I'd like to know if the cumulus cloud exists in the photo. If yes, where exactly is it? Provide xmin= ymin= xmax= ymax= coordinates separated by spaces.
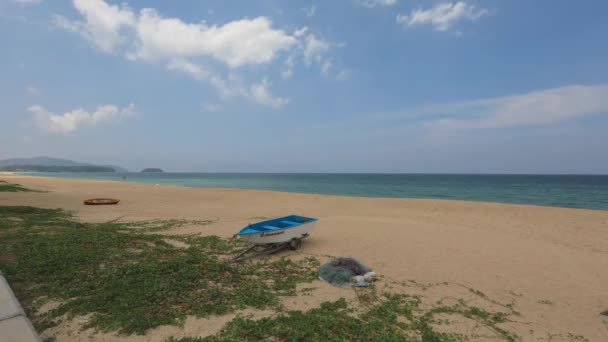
xmin=54 ymin=0 xmax=134 ymax=53
xmin=303 ymin=33 xmax=330 ymax=66
xmin=166 ymin=60 xmax=287 ymax=107
xmin=355 ymin=0 xmax=397 ymax=8
xmin=304 ymin=33 xmax=337 ymax=77
xmin=293 ymin=27 xmax=308 ymax=38
xmin=167 ymin=59 xmax=209 ymax=81
xmin=396 ymin=2 xmax=489 ymax=32
xmin=425 ymin=84 xmax=608 ymax=130
xmin=281 ymin=54 xmax=296 ymax=79
xmin=54 ymin=0 xmax=335 ymax=107
xmin=280 ymin=31 xmax=334 ymax=79
xmin=30 ymin=103 xmax=136 ymax=134
xmin=248 ymin=79 xmax=289 ymax=108
xmin=129 ymin=10 xmax=296 ymax=68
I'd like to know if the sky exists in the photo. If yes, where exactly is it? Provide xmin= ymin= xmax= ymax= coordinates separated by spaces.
xmin=1 ymin=0 xmax=608 ymax=173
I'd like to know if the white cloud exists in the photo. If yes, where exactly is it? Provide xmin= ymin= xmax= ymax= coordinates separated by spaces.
xmin=425 ymin=84 xmax=608 ymax=130
xmin=11 ymin=0 xmax=42 ymax=6
xmin=56 ymin=0 xmax=297 ymax=65
xmin=281 ymin=54 xmax=296 ymax=79
xmin=165 ymin=59 xmax=233 ymax=98
xmin=248 ymin=79 xmax=288 ymax=108
xmin=26 ymin=85 xmax=40 ymax=96
xmin=130 ymin=10 xmax=296 ymax=68
xmin=280 ymin=32 xmax=334 ymax=78
xmin=55 ymin=1 xmax=337 ymax=108
xmin=54 ymin=0 xmax=134 ymax=53
xmin=396 ymin=2 xmax=489 ymax=32
xmin=302 ymin=5 xmax=317 ymax=18
xmin=167 ymin=59 xmax=209 ymax=81
xmin=303 ymin=33 xmax=330 ymax=65
xmin=294 ymin=27 xmax=308 ymax=38
xmin=355 ymin=0 xmax=397 ymax=8
xmin=30 ymin=103 xmax=136 ymax=134
xmin=166 ymin=60 xmax=286 ymax=106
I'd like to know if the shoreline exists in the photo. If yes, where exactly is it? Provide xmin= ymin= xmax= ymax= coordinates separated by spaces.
xmin=2 ymin=174 xmax=608 ymax=340
xmin=7 ymin=172 xmax=608 ymax=212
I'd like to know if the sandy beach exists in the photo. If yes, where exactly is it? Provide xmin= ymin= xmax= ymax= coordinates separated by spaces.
xmin=1 ymin=174 xmax=608 ymax=341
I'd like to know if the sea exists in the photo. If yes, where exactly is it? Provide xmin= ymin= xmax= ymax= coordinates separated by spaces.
xmin=26 ymin=172 xmax=608 ymax=210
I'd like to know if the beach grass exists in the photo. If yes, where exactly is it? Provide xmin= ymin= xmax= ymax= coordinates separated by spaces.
xmin=172 ymin=290 xmax=520 ymax=342
xmin=173 ymin=295 xmax=465 ymax=342
xmin=0 ymin=205 xmax=521 ymax=340
xmin=0 ymin=180 xmax=37 ymax=192
xmin=0 ymin=206 xmax=319 ymax=335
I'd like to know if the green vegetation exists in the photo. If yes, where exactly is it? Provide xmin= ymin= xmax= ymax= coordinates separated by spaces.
xmin=172 ymin=289 xmax=520 ymax=341
xmin=0 ymin=206 xmax=319 ymax=335
xmin=170 ymin=297 xmax=456 ymax=342
xmin=0 ymin=180 xmax=36 ymax=192
xmin=0 ymin=204 xmax=521 ymax=341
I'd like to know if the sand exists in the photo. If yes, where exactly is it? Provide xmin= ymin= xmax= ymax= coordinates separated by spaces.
xmin=1 ymin=175 xmax=608 ymax=341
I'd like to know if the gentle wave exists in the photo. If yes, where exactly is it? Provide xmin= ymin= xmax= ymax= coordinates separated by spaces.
xmin=26 ymin=172 xmax=608 ymax=210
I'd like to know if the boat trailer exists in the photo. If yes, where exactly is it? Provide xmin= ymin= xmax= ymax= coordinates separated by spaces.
xmin=228 ymin=234 xmax=308 ymax=263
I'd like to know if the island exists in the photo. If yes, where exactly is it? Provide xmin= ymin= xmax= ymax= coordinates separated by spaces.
xmin=141 ymin=168 xmax=164 ymax=173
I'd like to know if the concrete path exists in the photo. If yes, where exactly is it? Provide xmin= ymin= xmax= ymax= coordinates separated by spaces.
xmin=0 ymin=272 xmax=40 ymax=342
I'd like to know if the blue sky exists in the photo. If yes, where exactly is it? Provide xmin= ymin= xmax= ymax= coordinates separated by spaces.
xmin=2 ymin=0 xmax=608 ymax=173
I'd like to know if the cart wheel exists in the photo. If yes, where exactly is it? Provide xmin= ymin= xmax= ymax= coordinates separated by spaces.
xmin=289 ymin=238 xmax=302 ymax=250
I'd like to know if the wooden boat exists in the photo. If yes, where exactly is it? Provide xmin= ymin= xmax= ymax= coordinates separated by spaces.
xmin=229 ymin=215 xmax=317 ymax=262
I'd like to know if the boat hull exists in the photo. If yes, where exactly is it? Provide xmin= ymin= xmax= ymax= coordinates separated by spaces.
xmin=239 ymin=221 xmax=316 ymax=245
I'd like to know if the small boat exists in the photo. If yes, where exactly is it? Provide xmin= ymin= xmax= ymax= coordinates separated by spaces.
xmin=237 ymin=215 xmax=318 ymax=245
xmin=229 ymin=215 xmax=317 ymax=262
xmin=84 ymin=198 xmax=120 ymax=205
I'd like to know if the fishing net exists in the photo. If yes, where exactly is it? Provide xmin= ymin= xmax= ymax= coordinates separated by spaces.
xmin=318 ymin=257 xmax=375 ymax=287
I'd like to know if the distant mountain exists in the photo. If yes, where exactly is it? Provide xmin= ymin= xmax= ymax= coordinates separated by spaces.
xmin=0 ymin=165 xmax=117 ymax=172
xmin=0 ymin=156 xmax=127 ymax=172
xmin=0 ymin=156 xmax=83 ymax=167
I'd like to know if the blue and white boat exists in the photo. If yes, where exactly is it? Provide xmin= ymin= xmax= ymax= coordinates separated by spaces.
xmin=237 ymin=215 xmax=318 ymax=245
xmin=229 ymin=215 xmax=318 ymax=262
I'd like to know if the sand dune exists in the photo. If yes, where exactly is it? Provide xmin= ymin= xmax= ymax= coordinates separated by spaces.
xmin=2 ymin=175 xmax=608 ymax=341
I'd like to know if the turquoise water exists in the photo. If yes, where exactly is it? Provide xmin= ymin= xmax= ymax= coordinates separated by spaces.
xmin=28 ymin=172 xmax=608 ymax=210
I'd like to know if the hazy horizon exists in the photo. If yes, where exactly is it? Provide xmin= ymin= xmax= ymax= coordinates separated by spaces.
xmin=8 ymin=155 xmax=608 ymax=175
xmin=2 ymin=1 xmax=608 ymax=174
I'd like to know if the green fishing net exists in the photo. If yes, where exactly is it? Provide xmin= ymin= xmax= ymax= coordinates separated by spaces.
xmin=318 ymin=257 xmax=373 ymax=286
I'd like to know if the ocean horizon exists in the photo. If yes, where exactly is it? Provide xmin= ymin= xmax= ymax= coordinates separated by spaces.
xmin=24 ymin=172 xmax=608 ymax=211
